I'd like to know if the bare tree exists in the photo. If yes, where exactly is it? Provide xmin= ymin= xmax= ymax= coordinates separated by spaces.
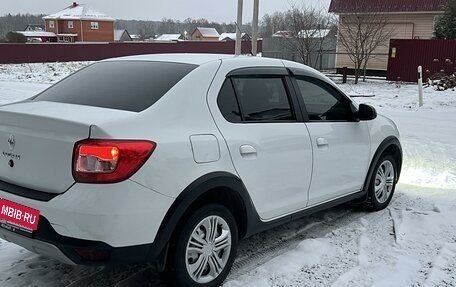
xmin=337 ymin=12 xmax=393 ymax=84
xmin=276 ymin=4 xmax=334 ymax=68
xmin=260 ymin=6 xmax=335 ymax=69
xmin=136 ymin=21 xmax=156 ymax=40
xmin=260 ymin=12 xmax=290 ymax=37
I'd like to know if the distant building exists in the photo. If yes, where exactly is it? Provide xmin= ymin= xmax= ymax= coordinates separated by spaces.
xmin=219 ymin=32 xmax=251 ymax=41
xmin=155 ymin=34 xmax=185 ymax=41
xmin=43 ymin=2 xmax=115 ymax=42
xmin=12 ymin=31 xmax=57 ymax=43
xmin=130 ymin=34 xmax=142 ymax=41
xmin=298 ymin=29 xmax=333 ymax=39
xmin=114 ymin=29 xmax=132 ymax=42
xmin=191 ymin=27 xmax=220 ymax=41
xmin=12 ymin=24 xmax=55 ymax=43
xmin=263 ymin=28 xmax=337 ymax=71
xmin=24 ymin=24 xmax=45 ymax=32
xmin=272 ymin=31 xmax=292 ymax=38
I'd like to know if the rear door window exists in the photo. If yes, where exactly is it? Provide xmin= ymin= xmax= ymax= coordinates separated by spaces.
xmin=231 ymin=77 xmax=296 ymax=122
xmin=33 ymin=61 xmax=197 ymax=112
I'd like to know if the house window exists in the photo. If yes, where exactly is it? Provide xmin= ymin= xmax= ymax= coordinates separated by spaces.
xmin=68 ymin=21 xmax=74 ymax=29
xmin=91 ymin=22 xmax=99 ymax=30
xmin=49 ymin=21 xmax=55 ymax=29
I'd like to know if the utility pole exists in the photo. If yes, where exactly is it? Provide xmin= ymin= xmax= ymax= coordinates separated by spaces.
xmin=252 ymin=0 xmax=259 ymax=56
xmin=235 ymin=0 xmax=243 ymax=55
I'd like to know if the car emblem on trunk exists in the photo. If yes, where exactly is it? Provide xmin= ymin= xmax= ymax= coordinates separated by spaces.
xmin=7 ymin=135 xmax=15 ymax=151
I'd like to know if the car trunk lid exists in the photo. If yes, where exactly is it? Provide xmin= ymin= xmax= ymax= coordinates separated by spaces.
xmin=0 ymin=101 xmax=135 ymax=194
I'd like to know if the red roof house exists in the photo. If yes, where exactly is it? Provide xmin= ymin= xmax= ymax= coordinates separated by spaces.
xmin=43 ymin=2 xmax=114 ymax=43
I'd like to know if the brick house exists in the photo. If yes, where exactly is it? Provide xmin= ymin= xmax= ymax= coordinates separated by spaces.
xmin=191 ymin=27 xmax=220 ymax=41
xmin=329 ymin=0 xmax=446 ymax=75
xmin=43 ymin=2 xmax=114 ymax=42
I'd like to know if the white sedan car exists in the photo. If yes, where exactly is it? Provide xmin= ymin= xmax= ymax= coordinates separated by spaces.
xmin=0 ymin=54 xmax=401 ymax=287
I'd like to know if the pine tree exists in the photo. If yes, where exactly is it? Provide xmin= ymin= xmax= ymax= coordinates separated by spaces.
xmin=434 ymin=0 xmax=456 ymax=39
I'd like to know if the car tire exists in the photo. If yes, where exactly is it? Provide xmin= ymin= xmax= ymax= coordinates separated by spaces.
xmin=169 ymin=204 xmax=238 ymax=287
xmin=365 ymin=154 xmax=397 ymax=211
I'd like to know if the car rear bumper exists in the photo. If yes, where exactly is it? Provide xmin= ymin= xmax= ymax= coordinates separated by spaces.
xmin=0 ymin=179 xmax=175 ymax=265
xmin=0 ymin=215 xmax=153 ymax=266
xmin=0 ymin=221 xmax=75 ymax=265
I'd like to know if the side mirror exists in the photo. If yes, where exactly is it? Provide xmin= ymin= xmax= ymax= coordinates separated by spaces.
xmin=358 ymin=104 xmax=377 ymax=121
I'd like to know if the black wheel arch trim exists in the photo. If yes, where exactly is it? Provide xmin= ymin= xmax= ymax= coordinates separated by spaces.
xmin=147 ymin=171 xmax=260 ymax=262
xmin=362 ymin=136 xmax=403 ymax=193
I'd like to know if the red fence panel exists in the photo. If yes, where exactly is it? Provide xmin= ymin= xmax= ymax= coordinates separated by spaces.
xmin=0 ymin=41 xmax=262 ymax=64
xmin=387 ymin=39 xmax=456 ymax=82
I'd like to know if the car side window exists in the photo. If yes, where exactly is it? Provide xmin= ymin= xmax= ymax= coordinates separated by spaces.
xmin=231 ymin=77 xmax=296 ymax=122
xmin=295 ymin=77 xmax=354 ymax=121
xmin=217 ymin=79 xmax=242 ymax=123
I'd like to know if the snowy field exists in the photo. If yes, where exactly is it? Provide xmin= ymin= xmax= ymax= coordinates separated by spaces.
xmin=0 ymin=62 xmax=456 ymax=287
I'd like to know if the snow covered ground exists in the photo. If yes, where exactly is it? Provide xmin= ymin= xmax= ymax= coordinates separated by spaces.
xmin=0 ymin=62 xmax=456 ymax=287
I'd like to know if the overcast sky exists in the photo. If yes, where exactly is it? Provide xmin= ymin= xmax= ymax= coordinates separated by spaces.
xmin=2 ymin=0 xmax=331 ymax=23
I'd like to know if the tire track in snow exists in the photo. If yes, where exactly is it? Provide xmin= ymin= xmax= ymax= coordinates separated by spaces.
xmin=324 ymin=206 xmax=397 ymax=287
xmin=228 ymin=207 xmax=365 ymax=280
xmin=225 ymin=206 xmax=384 ymax=287
xmin=423 ymin=243 xmax=456 ymax=287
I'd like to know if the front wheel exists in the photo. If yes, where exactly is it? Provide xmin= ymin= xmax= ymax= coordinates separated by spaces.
xmin=170 ymin=204 xmax=238 ymax=287
xmin=366 ymin=154 xmax=397 ymax=211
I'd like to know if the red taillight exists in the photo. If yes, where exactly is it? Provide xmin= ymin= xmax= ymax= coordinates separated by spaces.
xmin=73 ymin=139 xmax=156 ymax=184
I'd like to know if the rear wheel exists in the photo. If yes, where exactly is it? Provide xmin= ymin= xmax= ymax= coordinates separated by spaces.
xmin=170 ymin=204 xmax=238 ymax=287
xmin=366 ymin=154 xmax=397 ymax=211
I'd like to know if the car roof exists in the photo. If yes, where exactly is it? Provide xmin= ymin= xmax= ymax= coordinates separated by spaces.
xmin=104 ymin=53 xmax=238 ymax=66
xmin=101 ymin=53 xmax=323 ymax=78
xmin=103 ymin=53 xmax=291 ymax=66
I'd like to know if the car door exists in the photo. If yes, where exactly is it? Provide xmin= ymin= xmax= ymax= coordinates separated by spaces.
xmin=210 ymin=68 xmax=313 ymax=220
xmin=292 ymin=75 xmax=371 ymax=206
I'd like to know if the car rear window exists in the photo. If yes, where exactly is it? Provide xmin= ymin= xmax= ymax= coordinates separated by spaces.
xmin=32 ymin=61 xmax=197 ymax=112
